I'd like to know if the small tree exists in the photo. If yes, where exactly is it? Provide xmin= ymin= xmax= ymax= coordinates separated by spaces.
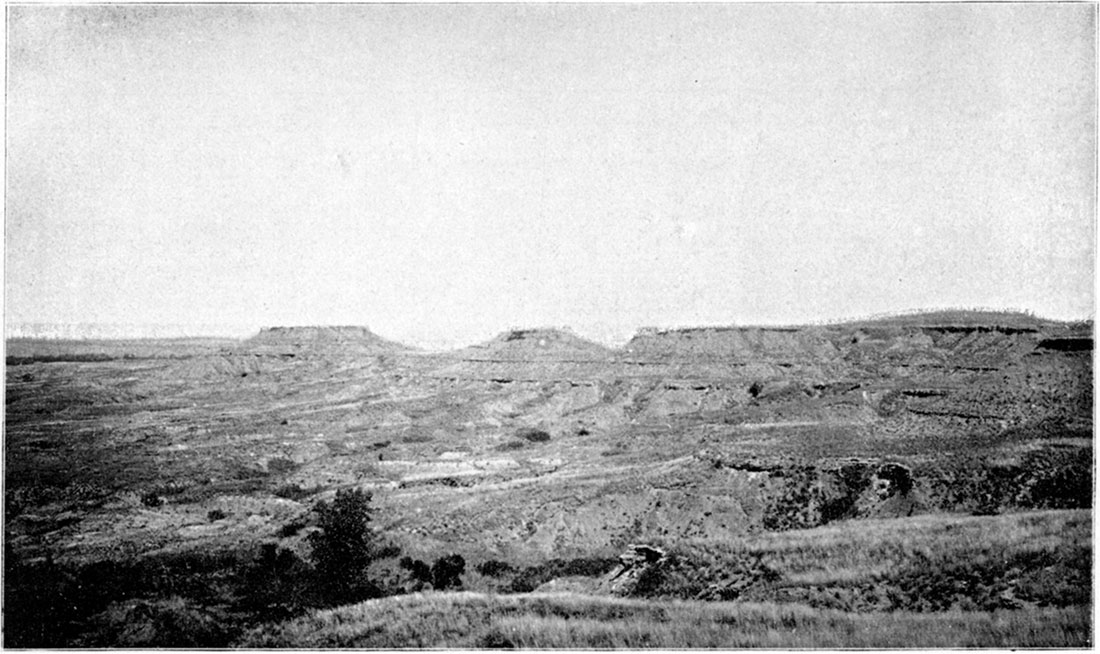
xmin=308 ymin=488 xmax=377 ymax=602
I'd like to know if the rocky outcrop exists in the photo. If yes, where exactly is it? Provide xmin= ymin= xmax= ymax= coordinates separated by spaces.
xmin=601 ymin=544 xmax=668 ymax=595
xmin=598 ymin=543 xmax=780 ymax=601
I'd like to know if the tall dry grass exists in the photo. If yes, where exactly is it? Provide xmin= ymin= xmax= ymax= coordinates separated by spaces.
xmin=238 ymin=510 xmax=1092 ymax=648
xmin=238 ymin=590 xmax=1091 ymax=648
xmin=645 ymin=508 xmax=1089 ymax=588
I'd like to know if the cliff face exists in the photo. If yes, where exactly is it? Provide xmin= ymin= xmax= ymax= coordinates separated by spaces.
xmin=622 ymin=327 xmax=840 ymax=362
xmin=346 ymin=318 xmax=1088 ymax=560
xmin=621 ymin=317 xmax=1089 ymax=367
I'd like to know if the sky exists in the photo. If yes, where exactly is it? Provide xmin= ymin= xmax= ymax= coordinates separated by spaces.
xmin=6 ymin=4 xmax=1096 ymax=348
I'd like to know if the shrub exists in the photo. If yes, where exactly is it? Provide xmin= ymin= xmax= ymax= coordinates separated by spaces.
xmin=279 ymin=521 xmax=305 ymax=538
xmin=401 ymin=431 xmax=434 ymax=444
xmin=477 ymin=628 xmax=516 ymax=649
xmin=1020 ymin=447 xmax=1091 ymax=509
xmin=763 ymin=463 xmax=874 ymax=531
xmin=375 ymin=543 xmax=402 ymax=559
xmin=506 ymin=558 xmax=619 ymax=593
xmin=79 ymin=597 xmax=231 ymax=647
xmin=477 ymin=560 xmax=514 ymax=578
xmin=431 ymin=554 xmax=466 ymax=590
xmin=207 ymin=509 xmax=227 ymax=522
xmin=400 ymin=557 xmax=432 ymax=585
xmin=141 ymin=491 xmax=164 ymax=508
xmin=238 ymin=543 xmax=315 ymax=618
xmin=517 ymin=428 xmax=551 ymax=443
xmin=273 ymin=484 xmax=322 ymax=502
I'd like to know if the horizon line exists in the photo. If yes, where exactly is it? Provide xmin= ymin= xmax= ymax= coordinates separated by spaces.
xmin=5 ymin=306 xmax=1093 ymax=349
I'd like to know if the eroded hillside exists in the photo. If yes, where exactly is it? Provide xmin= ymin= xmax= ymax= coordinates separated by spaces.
xmin=4 ymin=314 xmax=1092 ymax=645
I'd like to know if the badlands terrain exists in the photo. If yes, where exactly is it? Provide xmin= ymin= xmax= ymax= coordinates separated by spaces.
xmin=4 ymin=311 xmax=1093 ymax=647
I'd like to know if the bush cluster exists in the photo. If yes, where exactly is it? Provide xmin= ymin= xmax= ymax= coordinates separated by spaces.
xmin=916 ymin=447 xmax=1092 ymax=515
xmin=6 ymin=488 xmax=396 ymax=647
xmin=763 ymin=463 xmax=873 ymax=531
xmin=399 ymin=554 xmax=466 ymax=591
xmin=505 ymin=557 xmax=619 ymax=593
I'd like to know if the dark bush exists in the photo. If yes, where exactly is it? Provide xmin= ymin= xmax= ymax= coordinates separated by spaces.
xmin=279 ymin=521 xmax=305 ymax=538
xmin=763 ymin=463 xmax=874 ymax=531
xmin=207 ymin=509 xmax=227 ymax=522
xmin=79 ymin=597 xmax=231 ymax=647
xmin=915 ymin=447 xmax=1092 ymax=515
xmin=431 ymin=554 xmax=466 ymax=590
xmin=399 ymin=556 xmax=432 ymax=585
xmin=375 ymin=543 xmax=402 ymax=559
xmin=1022 ymin=447 xmax=1091 ymax=509
xmin=238 ymin=543 xmax=316 ymax=618
xmin=477 ymin=629 xmax=516 ymax=649
xmin=141 ymin=491 xmax=164 ymax=508
xmin=476 ymin=560 xmax=514 ymax=577
xmin=516 ymin=428 xmax=551 ymax=443
xmin=875 ymin=463 xmax=912 ymax=495
xmin=3 ymin=547 xmax=245 ymax=648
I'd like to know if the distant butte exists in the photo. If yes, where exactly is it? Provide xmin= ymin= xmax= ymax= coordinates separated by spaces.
xmin=245 ymin=325 xmax=415 ymax=352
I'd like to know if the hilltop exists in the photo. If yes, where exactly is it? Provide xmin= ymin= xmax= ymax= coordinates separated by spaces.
xmin=244 ymin=325 xmax=415 ymax=352
xmin=456 ymin=328 xmax=613 ymax=360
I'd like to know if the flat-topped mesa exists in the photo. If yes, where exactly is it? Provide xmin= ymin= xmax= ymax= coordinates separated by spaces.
xmin=459 ymin=327 xmax=613 ymax=361
xmin=621 ymin=326 xmax=840 ymax=362
xmin=829 ymin=312 xmax=1092 ymax=364
xmin=832 ymin=309 xmax=1048 ymax=330
xmin=619 ymin=312 xmax=1093 ymax=366
xmin=245 ymin=326 xmax=412 ymax=352
xmin=828 ymin=310 xmax=1092 ymax=338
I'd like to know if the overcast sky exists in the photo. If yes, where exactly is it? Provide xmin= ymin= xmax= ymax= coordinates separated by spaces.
xmin=6 ymin=4 xmax=1095 ymax=348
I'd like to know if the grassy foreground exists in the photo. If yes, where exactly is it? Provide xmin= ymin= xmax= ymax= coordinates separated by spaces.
xmin=237 ymin=590 xmax=1090 ymax=648
xmin=241 ymin=510 xmax=1091 ymax=649
xmin=637 ymin=509 xmax=1091 ymax=610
